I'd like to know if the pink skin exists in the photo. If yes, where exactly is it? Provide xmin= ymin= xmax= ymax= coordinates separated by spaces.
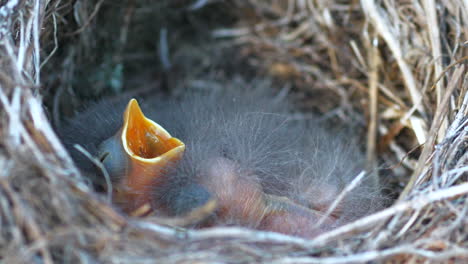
xmin=199 ymin=157 xmax=337 ymax=238
xmin=259 ymin=201 xmax=334 ymax=238
xmin=200 ymin=158 xmax=266 ymax=227
xmin=295 ymin=183 xmax=344 ymax=219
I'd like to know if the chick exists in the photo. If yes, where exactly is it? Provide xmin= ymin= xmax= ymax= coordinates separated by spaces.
xmin=58 ymin=88 xmax=383 ymax=237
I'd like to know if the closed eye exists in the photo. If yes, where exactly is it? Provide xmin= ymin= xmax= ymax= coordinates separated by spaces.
xmin=99 ymin=152 xmax=109 ymax=162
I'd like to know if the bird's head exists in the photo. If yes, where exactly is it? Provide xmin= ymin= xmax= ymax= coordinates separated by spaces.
xmin=97 ymin=99 xmax=185 ymax=213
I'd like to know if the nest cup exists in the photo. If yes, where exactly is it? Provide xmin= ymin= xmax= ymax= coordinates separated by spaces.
xmin=0 ymin=0 xmax=467 ymax=263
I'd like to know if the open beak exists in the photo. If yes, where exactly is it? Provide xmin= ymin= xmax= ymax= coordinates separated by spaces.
xmin=100 ymin=99 xmax=185 ymax=214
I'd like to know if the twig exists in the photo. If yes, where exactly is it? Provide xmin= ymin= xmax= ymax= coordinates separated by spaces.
xmin=312 ymin=182 xmax=468 ymax=246
xmin=361 ymin=0 xmax=425 ymax=115
xmin=313 ymin=171 xmax=366 ymax=229
xmin=0 ymin=181 xmax=54 ymax=264
xmin=68 ymin=0 xmax=105 ymax=36
xmin=74 ymin=144 xmax=113 ymax=204
xmin=399 ymin=65 xmax=465 ymax=200
xmin=366 ymin=35 xmax=380 ymax=187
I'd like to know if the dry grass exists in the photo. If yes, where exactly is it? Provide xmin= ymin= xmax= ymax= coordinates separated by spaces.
xmin=0 ymin=0 xmax=467 ymax=263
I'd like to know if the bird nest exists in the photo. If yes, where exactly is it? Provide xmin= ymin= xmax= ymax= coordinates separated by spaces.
xmin=0 ymin=0 xmax=467 ymax=263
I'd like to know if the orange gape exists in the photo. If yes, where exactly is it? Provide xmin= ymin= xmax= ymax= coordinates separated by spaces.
xmin=114 ymin=99 xmax=185 ymax=214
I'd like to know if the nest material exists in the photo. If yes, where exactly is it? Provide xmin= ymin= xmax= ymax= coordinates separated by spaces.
xmin=0 ymin=0 xmax=467 ymax=263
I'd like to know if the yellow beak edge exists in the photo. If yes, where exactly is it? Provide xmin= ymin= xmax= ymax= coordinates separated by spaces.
xmin=115 ymin=99 xmax=185 ymax=213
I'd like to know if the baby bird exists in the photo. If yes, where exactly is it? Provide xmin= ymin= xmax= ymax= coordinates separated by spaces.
xmin=58 ymin=88 xmax=383 ymax=238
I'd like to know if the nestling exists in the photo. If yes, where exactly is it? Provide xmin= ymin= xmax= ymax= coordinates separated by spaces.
xmin=58 ymin=88 xmax=383 ymax=238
